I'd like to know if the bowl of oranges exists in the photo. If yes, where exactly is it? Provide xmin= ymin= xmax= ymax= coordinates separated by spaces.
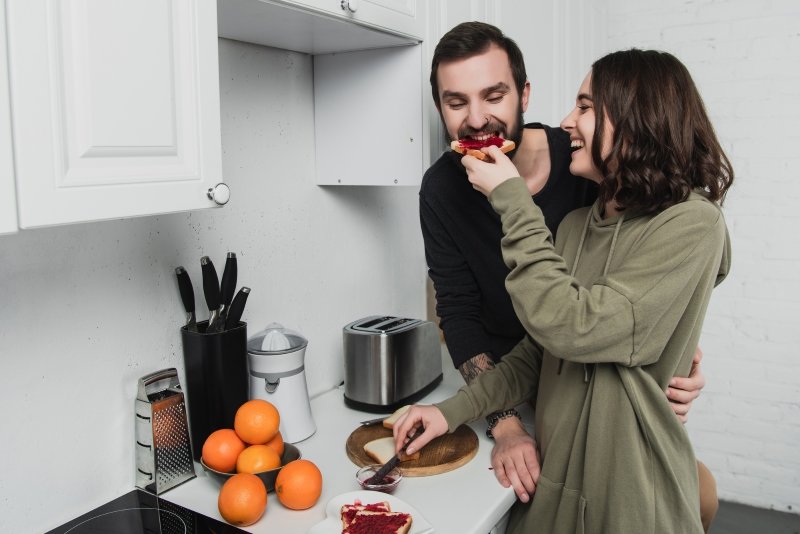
xmin=201 ymin=399 xmax=324 ymax=527
xmin=201 ymin=442 xmax=301 ymax=491
xmin=200 ymin=399 xmax=299 ymax=491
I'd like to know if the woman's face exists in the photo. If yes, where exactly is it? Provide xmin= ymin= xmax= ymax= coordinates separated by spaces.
xmin=560 ymin=72 xmax=611 ymax=184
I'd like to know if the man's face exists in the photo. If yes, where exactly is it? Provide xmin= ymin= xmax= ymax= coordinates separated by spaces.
xmin=436 ymin=45 xmax=530 ymax=149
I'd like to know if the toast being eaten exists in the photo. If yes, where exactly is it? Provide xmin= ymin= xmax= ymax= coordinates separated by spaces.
xmin=450 ymin=136 xmax=515 ymax=161
xmin=364 ymin=436 xmax=420 ymax=464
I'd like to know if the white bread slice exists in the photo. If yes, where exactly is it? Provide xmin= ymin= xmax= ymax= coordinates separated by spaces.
xmin=364 ymin=436 xmax=420 ymax=464
xmin=450 ymin=138 xmax=515 ymax=161
xmin=382 ymin=405 xmax=410 ymax=429
xmin=345 ymin=510 xmax=412 ymax=534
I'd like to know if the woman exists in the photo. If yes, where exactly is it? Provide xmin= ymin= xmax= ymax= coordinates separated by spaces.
xmin=394 ymin=49 xmax=733 ymax=534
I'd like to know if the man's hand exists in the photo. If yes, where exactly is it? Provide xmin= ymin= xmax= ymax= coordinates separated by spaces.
xmin=489 ymin=416 xmax=541 ymax=503
xmin=667 ymin=347 xmax=706 ymax=423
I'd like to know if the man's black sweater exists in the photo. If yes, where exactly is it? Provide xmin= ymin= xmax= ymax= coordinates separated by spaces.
xmin=419 ymin=123 xmax=597 ymax=369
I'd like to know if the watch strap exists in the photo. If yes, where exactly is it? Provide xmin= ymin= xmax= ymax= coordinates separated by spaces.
xmin=485 ymin=408 xmax=521 ymax=439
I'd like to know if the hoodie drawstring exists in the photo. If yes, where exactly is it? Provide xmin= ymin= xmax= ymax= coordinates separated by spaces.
xmin=558 ymin=210 xmax=625 ymax=381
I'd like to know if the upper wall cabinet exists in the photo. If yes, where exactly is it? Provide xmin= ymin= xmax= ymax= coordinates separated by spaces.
xmin=314 ymin=45 xmax=423 ymax=186
xmin=0 ymin=0 xmax=18 ymax=235
xmin=217 ymin=0 xmax=423 ymax=55
xmin=5 ymin=0 xmax=225 ymax=229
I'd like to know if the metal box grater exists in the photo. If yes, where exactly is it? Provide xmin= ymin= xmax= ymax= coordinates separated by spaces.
xmin=135 ymin=368 xmax=196 ymax=494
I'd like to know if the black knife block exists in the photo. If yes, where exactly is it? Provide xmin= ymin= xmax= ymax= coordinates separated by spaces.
xmin=181 ymin=321 xmax=248 ymax=461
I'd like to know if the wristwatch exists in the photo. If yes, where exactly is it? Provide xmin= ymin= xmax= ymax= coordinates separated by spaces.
xmin=485 ymin=408 xmax=520 ymax=439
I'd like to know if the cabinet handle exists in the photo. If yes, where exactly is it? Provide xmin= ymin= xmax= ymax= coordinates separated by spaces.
xmin=341 ymin=0 xmax=358 ymax=13
xmin=207 ymin=183 xmax=231 ymax=206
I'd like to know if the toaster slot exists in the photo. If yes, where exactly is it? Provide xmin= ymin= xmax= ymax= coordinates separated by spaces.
xmin=352 ymin=316 xmax=396 ymax=331
xmin=378 ymin=317 xmax=419 ymax=333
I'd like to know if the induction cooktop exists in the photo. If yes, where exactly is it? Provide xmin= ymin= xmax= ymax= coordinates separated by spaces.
xmin=45 ymin=489 xmax=249 ymax=534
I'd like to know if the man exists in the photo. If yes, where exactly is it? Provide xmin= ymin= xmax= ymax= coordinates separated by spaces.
xmin=419 ymin=22 xmax=717 ymax=530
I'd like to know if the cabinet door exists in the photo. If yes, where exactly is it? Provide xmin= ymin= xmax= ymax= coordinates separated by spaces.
xmin=0 ymin=0 xmax=18 ymax=235
xmin=291 ymin=0 xmax=423 ymax=40
xmin=314 ymin=45 xmax=423 ymax=186
xmin=6 ymin=0 xmax=223 ymax=229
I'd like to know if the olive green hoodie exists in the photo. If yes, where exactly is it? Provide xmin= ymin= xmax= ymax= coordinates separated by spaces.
xmin=436 ymin=177 xmax=730 ymax=534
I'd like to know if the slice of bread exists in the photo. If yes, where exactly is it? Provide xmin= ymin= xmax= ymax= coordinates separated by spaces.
xmin=364 ymin=436 xmax=420 ymax=464
xmin=382 ymin=405 xmax=410 ymax=429
xmin=450 ymin=138 xmax=515 ymax=161
xmin=340 ymin=500 xmax=390 ymax=530
xmin=344 ymin=510 xmax=413 ymax=534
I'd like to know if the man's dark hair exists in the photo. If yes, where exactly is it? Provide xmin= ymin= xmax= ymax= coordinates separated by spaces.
xmin=430 ymin=22 xmax=527 ymax=108
xmin=591 ymin=49 xmax=734 ymax=213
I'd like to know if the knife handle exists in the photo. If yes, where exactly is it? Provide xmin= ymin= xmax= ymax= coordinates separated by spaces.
xmin=225 ymin=287 xmax=250 ymax=330
xmin=200 ymin=256 xmax=220 ymax=312
xmin=219 ymin=252 xmax=238 ymax=318
xmin=175 ymin=266 xmax=198 ymax=332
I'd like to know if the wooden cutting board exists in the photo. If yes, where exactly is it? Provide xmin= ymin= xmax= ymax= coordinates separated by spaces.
xmin=345 ymin=423 xmax=478 ymax=477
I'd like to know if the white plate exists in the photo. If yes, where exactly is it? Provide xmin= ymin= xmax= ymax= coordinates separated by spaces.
xmin=307 ymin=490 xmax=434 ymax=534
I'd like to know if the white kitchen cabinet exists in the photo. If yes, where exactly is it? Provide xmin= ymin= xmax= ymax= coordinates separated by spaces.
xmin=220 ymin=0 xmax=427 ymax=186
xmin=218 ymin=0 xmax=423 ymax=55
xmin=314 ymin=45 xmax=423 ymax=186
xmin=0 ymin=0 xmax=18 ymax=235
xmin=5 ymin=0 xmax=225 ymax=229
xmin=293 ymin=0 xmax=423 ymax=40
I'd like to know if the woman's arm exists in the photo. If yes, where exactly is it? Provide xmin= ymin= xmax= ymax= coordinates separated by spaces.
xmin=489 ymin=178 xmax=726 ymax=368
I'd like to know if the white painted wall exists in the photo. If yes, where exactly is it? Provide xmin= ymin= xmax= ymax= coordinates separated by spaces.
xmin=0 ymin=38 xmax=426 ymax=532
xmin=502 ymin=0 xmax=800 ymax=514
xmin=600 ymin=0 xmax=800 ymax=514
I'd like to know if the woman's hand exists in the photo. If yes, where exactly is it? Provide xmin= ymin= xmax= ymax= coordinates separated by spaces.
xmin=462 ymin=145 xmax=522 ymax=196
xmin=392 ymin=405 xmax=448 ymax=456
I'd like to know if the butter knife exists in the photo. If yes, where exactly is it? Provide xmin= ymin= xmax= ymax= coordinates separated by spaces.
xmin=359 ymin=416 xmax=387 ymax=426
xmin=366 ymin=426 xmax=422 ymax=485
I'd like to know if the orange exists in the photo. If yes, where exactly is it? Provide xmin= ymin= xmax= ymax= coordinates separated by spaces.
xmin=234 ymin=399 xmax=280 ymax=445
xmin=236 ymin=444 xmax=281 ymax=474
xmin=202 ymin=429 xmax=246 ymax=473
xmin=265 ymin=431 xmax=285 ymax=457
xmin=275 ymin=459 xmax=323 ymax=510
xmin=218 ymin=473 xmax=267 ymax=527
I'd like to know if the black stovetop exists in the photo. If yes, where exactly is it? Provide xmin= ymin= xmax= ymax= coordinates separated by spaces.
xmin=46 ymin=489 xmax=249 ymax=534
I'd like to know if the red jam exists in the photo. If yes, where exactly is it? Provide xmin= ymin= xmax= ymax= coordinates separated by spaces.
xmin=344 ymin=512 xmax=411 ymax=533
xmin=361 ymin=474 xmax=398 ymax=493
xmin=457 ymin=136 xmax=505 ymax=149
xmin=342 ymin=502 xmax=390 ymax=525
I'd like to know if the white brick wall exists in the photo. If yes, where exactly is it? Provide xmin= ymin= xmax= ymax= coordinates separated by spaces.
xmin=602 ymin=0 xmax=800 ymax=514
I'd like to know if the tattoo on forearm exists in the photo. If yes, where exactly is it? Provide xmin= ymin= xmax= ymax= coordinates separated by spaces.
xmin=459 ymin=352 xmax=496 ymax=385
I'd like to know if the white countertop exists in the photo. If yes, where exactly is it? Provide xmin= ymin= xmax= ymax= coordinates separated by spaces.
xmin=163 ymin=349 xmax=517 ymax=533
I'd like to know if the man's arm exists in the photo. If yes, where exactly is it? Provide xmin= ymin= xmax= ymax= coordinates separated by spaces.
xmin=458 ymin=352 xmax=540 ymax=502
xmin=667 ymin=347 xmax=706 ymax=424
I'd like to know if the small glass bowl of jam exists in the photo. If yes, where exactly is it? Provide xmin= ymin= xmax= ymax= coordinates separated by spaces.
xmin=356 ymin=464 xmax=403 ymax=493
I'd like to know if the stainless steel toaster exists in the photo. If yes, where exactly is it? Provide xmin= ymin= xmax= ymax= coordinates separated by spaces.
xmin=342 ymin=315 xmax=442 ymax=412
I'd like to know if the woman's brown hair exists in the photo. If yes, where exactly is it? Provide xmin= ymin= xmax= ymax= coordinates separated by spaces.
xmin=590 ymin=49 xmax=733 ymax=213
